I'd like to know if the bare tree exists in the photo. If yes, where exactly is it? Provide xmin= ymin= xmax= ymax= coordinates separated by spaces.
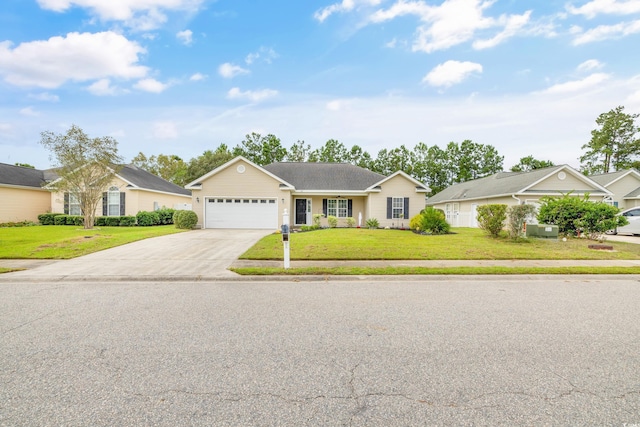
xmin=40 ymin=125 xmax=123 ymax=229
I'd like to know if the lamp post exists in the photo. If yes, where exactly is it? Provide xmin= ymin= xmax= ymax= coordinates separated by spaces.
xmin=282 ymin=208 xmax=290 ymax=269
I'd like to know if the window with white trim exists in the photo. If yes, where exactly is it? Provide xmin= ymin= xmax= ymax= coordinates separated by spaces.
xmin=107 ymin=186 xmax=120 ymax=216
xmin=327 ymin=199 xmax=349 ymax=218
xmin=392 ymin=197 xmax=404 ymax=219
xmin=69 ymin=193 xmax=81 ymax=215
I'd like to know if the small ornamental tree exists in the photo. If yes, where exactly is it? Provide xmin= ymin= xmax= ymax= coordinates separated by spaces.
xmin=476 ymin=204 xmax=507 ymax=237
xmin=40 ymin=125 xmax=123 ymax=230
xmin=507 ymin=204 xmax=537 ymax=239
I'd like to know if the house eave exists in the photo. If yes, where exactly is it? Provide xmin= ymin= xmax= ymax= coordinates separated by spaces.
xmin=126 ymin=187 xmax=191 ymax=198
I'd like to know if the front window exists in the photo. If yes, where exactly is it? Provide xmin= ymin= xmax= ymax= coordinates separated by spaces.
xmin=327 ymin=199 xmax=349 ymax=218
xmin=108 ymin=186 xmax=120 ymax=216
xmin=392 ymin=197 xmax=404 ymax=219
xmin=69 ymin=193 xmax=81 ymax=215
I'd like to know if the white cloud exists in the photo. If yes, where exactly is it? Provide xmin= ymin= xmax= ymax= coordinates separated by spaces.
xmin=87 ymin=78 xmax=118 ymax=96
xmin=226 ymin=87 xmax=278 ymax=102
xmin=572 ymin=19 xmax=640 ymax=44
xmin=0 ymin=32 xmax=148 ymax=89
xmin=314 ymin=0 xmax=382 ymax=22
xmin=19 ymin=107 xmax=40 ymax=117
xmin=28 ymin=92 xmax=59 ymax=102
xmin=152 ymin=121 xmax=178 ymax=139
xmin=577 ymin=59 xmax=604 ymax=72
xmin=218 ymin=62 xmax=250 ymax=79
xmin=539 ymin=73 xmax=611 ymax=94
xmin=134 ymin=78 xmax=168 ymax=93
xmin=422 ymin=60 xmax=483 ymax=88
xmin=567 ymin=0 xmax=640 ymax=18
xmin=189 ymin=72 xmax=206 ymax=81
xmin=37 ymin=0 xmax=205 ymax=30
xmin=369 ymin=0 xmax=531 ymax=53
xmin=245 ymin=47 xmax=278 ymax=65
xmin=176 ymin=29 xmax=193 ymax=45
xmin=326 ymin=99 xmax=350 ymax=111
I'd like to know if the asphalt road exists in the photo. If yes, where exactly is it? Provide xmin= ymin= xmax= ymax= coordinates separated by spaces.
xmin=1 ymin=277 xmax=639 ymax=426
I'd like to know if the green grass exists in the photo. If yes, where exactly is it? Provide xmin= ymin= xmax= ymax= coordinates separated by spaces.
xmin=0 ymin=268 xmax=20 ymax=274
xmin=0 ymin=225 xmax=186 ymax=259
xmin=240 ymin=228 xmax=640 ymax=261
xmin=231 ymin=266 xmax=640 ymax=275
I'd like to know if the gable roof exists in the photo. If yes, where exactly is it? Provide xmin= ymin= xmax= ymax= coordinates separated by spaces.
xmin=589 ymin=169 xmax=640 ymax=187
xmin=185 ymin=156 xmax=294 ymax=189
xmin=0 ymin=163 xmax=47 ymax=189
xmin=262 ymin=162 xmax=387 ymax=191
xmin=117 ymin=164 xmax=190 ymax=196
xmin=426 ymin=165 xmax=610 ymax=205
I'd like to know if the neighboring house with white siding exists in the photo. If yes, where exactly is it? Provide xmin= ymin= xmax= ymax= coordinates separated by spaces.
xmin=425 ymin=165 xmax=612 ymax=228
xmin=185 ymin=156 xmax=430 ymax=229
xmin=589 ymin=169 xmax=640 ymax=210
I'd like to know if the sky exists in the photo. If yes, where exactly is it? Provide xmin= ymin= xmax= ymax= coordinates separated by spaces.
xmin=1 ymin=0 xmax=640 ymax=171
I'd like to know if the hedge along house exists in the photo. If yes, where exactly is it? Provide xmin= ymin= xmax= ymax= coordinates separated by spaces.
xmin=425 ymin=165 xmax=613 ymax=228
xmin=48 ymin=164 xmax=192 ymax=217
xmin=185 ymin=156 xmax=430 ymax=229
xmin=589 ymin=169 xmax=640 ymax=209
xmin=0 ymin=163 xmax=54 ymax=222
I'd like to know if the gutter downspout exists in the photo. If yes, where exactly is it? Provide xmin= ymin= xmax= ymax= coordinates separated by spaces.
xmin=512 ymin=194 xmax=522 ymax=205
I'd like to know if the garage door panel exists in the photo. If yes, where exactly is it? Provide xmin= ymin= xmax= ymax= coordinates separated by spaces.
xmin=205 ymin=198 xmax=277 ymax=229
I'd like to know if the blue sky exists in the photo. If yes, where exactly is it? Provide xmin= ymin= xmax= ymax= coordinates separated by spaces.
xmin=1 ymin=0 xmax=640 ymax=171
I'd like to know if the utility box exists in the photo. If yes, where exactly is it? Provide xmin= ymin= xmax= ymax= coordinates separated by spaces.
xmin=526 ymin=224 xmax=558 ymax=239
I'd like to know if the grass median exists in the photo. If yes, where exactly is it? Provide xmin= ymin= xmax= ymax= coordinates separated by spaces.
xmin=0 ymin=225 xmax=186 ymax=260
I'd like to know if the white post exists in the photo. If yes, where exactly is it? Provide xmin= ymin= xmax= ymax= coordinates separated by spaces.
xmin=282 ymin=208 xmax=290 ymax=269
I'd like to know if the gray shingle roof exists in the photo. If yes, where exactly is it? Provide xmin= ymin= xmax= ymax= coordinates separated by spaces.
xmin=589 ymin=169 xmax=631 ymax=186
xmin=0 ymin=163 xmax=47 ymax=188
xmin=426 ymin=165 xmax=581 ymax=204
xmin=118 ymin=164 xmax=190 ymax=195
xmin=263 ymin=162 xmax=387 ymax=191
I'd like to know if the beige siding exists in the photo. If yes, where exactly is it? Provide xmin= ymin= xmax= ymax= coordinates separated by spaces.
xmin=368 ymin=175 xmax=426 ymax=228
xmin=191 ymin=160 xmax=287 ymax=228
xmin=528 ymin=171 xmax=596 ymax=192
xmin=604 ymin=175 xmax=640 ymax=209
xmin=0 ymin=187 xmax=51 ymax=222
xmin=292 ymin=196 xmax=367 ymax=227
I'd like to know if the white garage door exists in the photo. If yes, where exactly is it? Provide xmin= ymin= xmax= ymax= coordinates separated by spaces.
xmin=205 ymin=198 xmax=278 ymax=229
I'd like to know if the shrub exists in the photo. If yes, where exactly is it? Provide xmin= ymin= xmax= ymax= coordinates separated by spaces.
xmin=38 ymin=213 xmax=63 ymax=225
xmin=66 ymin=215 xmax=84 ymax=226
xmin=54 ymin=215 xmax=68 ymax=225
xmin=507 ymin=204 xmax=537 ymax=239
xmin=409 ymin=214 xmax=422 ymax=231
xmin=313 ymin=214 xmax=322 ymax=227
xmin=156 ymin=208 xmax=175 ymax=225
xmin=174 ymin=210 xmax=198 ymax=229
xmin=136 ymin=211 xmax=161 ymax=226
xmin=537 ymin=194 xmax=627 ymax=238
xmin=346 ymin=217 xmax=355 ymax=228
xmin=94 ymin=217 xmax=107 ymax=226
xmin=366 ymin=217 xmax=379 ymax=229
xmin=476 ymin=204 xmax=507 ymax=237
xmin=419 ymin=207 xmax=450 ymax=235
xmin=300 ymin=224 xmax=320 ymax=232
xmin=119 ymin=216 xmax=136 ymax=227
xmin=327 ymin=215 xmax=338 ymax=228
xmin=0 ymin=221 xmax=38 ymax=228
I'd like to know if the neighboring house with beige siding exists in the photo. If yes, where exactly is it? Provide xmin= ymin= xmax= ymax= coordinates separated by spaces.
xmin=0 ymin=163 xmax=52 ymax=222
xmin=589 ymin=169 xmax=640 ymax=210
xmin=426 ymin=165 xmax=612 ymax=228
xmin=185 ymin=156 xmax=430 ymax=229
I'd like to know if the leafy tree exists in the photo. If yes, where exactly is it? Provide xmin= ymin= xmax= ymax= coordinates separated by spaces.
xmin=372 ymin=145 xmax=415 ymax=176
xmin=185 ymin=145 xmax=234 ymax=184
xmin=131 ymin=152 xmax=188 ymax=186
xmin=448 ymin=140 xmax=504 ymax=183
xmin=233 ymin=132 xmax=287 ymax=165
xmin=510 ymin=156 xmax=555 ymax=172
xmin=579 ymin=106 xmax=640 ymax=174
xmin=506 ymin=204 xmax=537 ymax=239
xmin=15 ymin=163 xmax=35 ymax=169
xmin=308 ymin=139 xmax=349 ymax=163
xmin=476 ymin=204 xmax=507 ymax=237
xmin=348 ymin=145 xmax=374 ymax=169
xmin=286 ymin=140 xmax=311 ymax=162
xmin=40 ymin=124 xmax=123 ymax=229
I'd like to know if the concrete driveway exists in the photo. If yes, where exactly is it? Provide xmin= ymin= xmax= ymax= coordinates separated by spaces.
xmin=1 ymin=229 xmax=272 ymax=281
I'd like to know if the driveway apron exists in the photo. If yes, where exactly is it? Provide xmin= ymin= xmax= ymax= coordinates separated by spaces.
xmin=2 ymin=229 xmax=271 ymax=281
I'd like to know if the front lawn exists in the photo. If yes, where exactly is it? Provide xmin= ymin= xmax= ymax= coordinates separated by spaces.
xmin=240 ymin=228 xmax=640 ymax=261
xmin=0 ymin=225 xmax=186 ymax=259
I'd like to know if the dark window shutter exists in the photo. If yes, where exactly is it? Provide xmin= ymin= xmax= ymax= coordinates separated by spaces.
xmin=386 ymin=197 xmax=392 ymax=219
xmin=102 ymin=192 xmax=107 ymax=216
xmin=120 ymin=192 xmax=126 ymax=216
xmin=323 ymin=199 xmax=327 ymax=216
xmin=404 ymin=197 xmax=409 ymax=218
xmin=348 ymin=199 xmax=353 ymax=217
xmin=64 ymin=192 xmax=69 ymax=214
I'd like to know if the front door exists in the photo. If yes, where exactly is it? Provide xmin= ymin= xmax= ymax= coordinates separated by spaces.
xmin=295 ymin=199 xmax=307 ymax=225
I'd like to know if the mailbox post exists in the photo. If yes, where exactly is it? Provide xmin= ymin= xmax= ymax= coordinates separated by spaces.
xmin=282 ymin=208 xmax=290 ymax=269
